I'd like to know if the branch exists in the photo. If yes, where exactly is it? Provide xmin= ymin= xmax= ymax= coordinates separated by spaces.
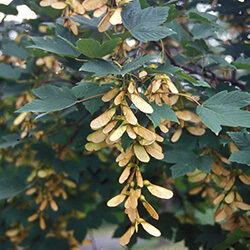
xmin=155 ymin=42 xmax=245 ymax=90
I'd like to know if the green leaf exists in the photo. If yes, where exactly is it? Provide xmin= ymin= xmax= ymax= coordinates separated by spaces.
xmin=0 ymin=134 xmax=22 ymax=149
xmin=28 ymin=36 xmax=80 ymax=57
xmin=0 ymin=63 xmax=23 ymax=80
xmin=146 ymin=103 xmax=178 ymax=127
xmin=188 ymin=9 xmax=216 ymax=24
xmin=147 ymin=60 xmax=180 ymax=74
xmin=80 ymin=55 xmax=153 ymax=76
xmin=0 ymin=3 xmax=17 ymax=15
xmin=196 ymin=91 xmax=250 ymax=134
xmin=1 ymin=39 xmax=29 ymax=59
xmin=56 ymin=24 xmax=78 ymax=48
xmin=80 ymin=59 xmax=120 ymax=76
xmin=196 ymin=225 xmax=225 ymax=250
xmin=72 ymin=82 xmax=114 ymax=114
xmin=191 ymin=23 xmax=218 ymax=39
xmin=121 ymin=133 xmax=133 ymax=152
xmin=228 ymin=132 xmax=250 ymax=150
xmin=163 ymin=150 xmax=212 ymax=178
xmin=122 ymin=0 xmax=175 ymax=42
xmin=213 ymin=228 xmax=249 ymax=250
xmin=228 ymin=151 xmax=250 ymax=166
xmin=76 ymin=38 xmax=120 ymax=58
xmin=174 ymin=71 xmax=211 ymax=88
xmin=232 ymin=57 xmax=250 ymax=70
xmin=16 ymin=85 xmax=77 ymax=117
xmin=227 ymin=132 xmax=250 ymax=165
xmin=67 ymin=15 xmax=102 ymax=30
xmin=0 ymin=176 xmax=26 ymax=200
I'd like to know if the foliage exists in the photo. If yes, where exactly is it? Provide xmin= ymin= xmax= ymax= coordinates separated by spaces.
xmin=0 ymin=0 xmax=249 ymax=249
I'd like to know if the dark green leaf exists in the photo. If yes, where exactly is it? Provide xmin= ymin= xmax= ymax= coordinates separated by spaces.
xmin=16 ymin=85 xmax=77 ymax=116
xmin=1 ymin=39 xmax=29 ymax=59
xmin=121 ymin=133 xmax=133 ymax=151
xmin=80 ymin=55 xmax=153 ymax=76
xmin=228 ymin=151 xmax=250 ymax=166
xmin=72 ymin=82 xmax=114 ymax=114
xmin=163 ymin=150 xmax=212 ymax=178
xmin=122 ymin=0 xmax=175 ymax=42
xmin=0 ymin=3 xmax=17 ymax=15
xmin=232 ymin=57 xmax=250 ymax=70
xmin=174 ymin=71 xmax=211 ymax=88
xmin=67 ymin=15 xmax=101 ymax=30
xmin=0 ymin=177 xmax=26 ymax=200
xmin=0 ymin=63 xmax=23 ymax=80
xmin=196 ymin=91 xmax=250 ymax=134
xmin=56 ymin=24 xmax=78 ymax=48
xmin=213 ymin=228 xmax=249 ymax=250
xmin=80 ymin=59 xmax=120 ymax=76
xmin=28 ymin=37 xmax=80 ymax=57
xmin=188 ymin=9 xmax=216 ymax=24
xmin=0 ymin=134 xmax=22 ymax=149
xmin=146 ymin=103 xmax=178 ymax=127
xmin=196 ymin=225 xmax=225 ymax=250
xmin=76 ymin=38 xmax=120 ymax=58
xmin=227 ymin=132 xmax=250 ymax=150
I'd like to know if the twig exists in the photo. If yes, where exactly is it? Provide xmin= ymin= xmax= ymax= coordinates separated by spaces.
xmin=154 ymin=42 xmax=245 ymax=90
xmin=76 ymin=93 xmax=105 ymax=103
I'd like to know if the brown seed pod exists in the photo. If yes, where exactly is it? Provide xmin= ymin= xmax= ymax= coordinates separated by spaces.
xmin=136 ymin=170 xmax=143 ymax=188
xmin=90 ymin=108 xmax=116 ymax=130
xmin=114 ymin=90 xmax=125 ymax=105
xmin=142 ymin=200 xmax=159 ymax=220
xmin=109 ymin=8 xmax=122 ymax=25
xmin=51 ymin=1 xmax=67 ymax=9
xmin=126 ymin=125 xmax=137 ymax=139
xmin=171 ymin=128 xmax=182 ymax=143
xmin=98 ymin=10 xmax=113 ymax=32
xmin=119 ymin=166 xmax=131 ymax=184
xmin=119 ymin=226 xmax=135 ymax=246
xmin=146 ymin=183 xmax=173 ymax=199
xmin=87 ymin=129 xmax=106 ymax=143
xmin=122 ymin=105 xmax=138 ymax=125
xmin=145 ymin=145 xmax=164 ymax=160
xmin=141 ymin=221 xmax=161 ymax=237
xmin=107 ymin=194 xmax=126 ymax=207
xmin=83 ymin=0 xmax=108 ymax=11
xmin=186 ymin=126 xmax=206 ymax=136
xmin=239 ymin=174 xmax=250 ymax=185
xmin=130 ymin=94 xmax=153 ymax=114
xmin=234 ymin=201 xmax=250 ymax=210
xmin=225 ymin=191 xmax=235 ymax=204
xmin=213 ymin=193 xmax=225 ymax=204
xmin=133 ymin=126 xmax=156 ymax=141
xmin=133 ymin=144 xmax=150 ymax=163
xmin=102 ymin=87 xmax=119 ymax=102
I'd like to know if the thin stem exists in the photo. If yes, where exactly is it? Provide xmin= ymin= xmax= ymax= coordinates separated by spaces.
xmin=76 ymin=93 xmax=105 ymax=103
xmin=174 ymin=93 xmax=201 ymax=106
xmin=75 ymin=58 xmax=88 ymax=62
xmin=104 ymin=31 xmax=112 ymax=40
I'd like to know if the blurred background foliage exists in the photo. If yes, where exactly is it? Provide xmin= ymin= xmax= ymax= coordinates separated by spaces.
xmin=0 ymin=0 xmax=249 ymax=249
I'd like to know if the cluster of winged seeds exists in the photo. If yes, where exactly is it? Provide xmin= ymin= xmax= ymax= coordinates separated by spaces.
xmin=39 ymin=0 xmax=130 ymax=34
xmin=188 ymin=160 xmax=250 ymax=232
xmin=85 ymin=78 xmax=175 ymax=245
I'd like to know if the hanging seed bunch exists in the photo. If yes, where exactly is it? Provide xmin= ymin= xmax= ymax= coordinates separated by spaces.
xmin=39 ymin=0 xmax=131 ymax=34
xmin=145 ymin=73 xmax=206 ymax=142
xmin=86 ymin=77 xmax=174 ymax=245
xmin=188 ymin=160 xmax=250 ymax=231
xmin=26 ymin=171 xmax=75 ymax=230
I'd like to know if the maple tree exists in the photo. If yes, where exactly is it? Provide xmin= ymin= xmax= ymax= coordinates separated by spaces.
xmin=0 ymin=0 xmax=249 ymax=249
